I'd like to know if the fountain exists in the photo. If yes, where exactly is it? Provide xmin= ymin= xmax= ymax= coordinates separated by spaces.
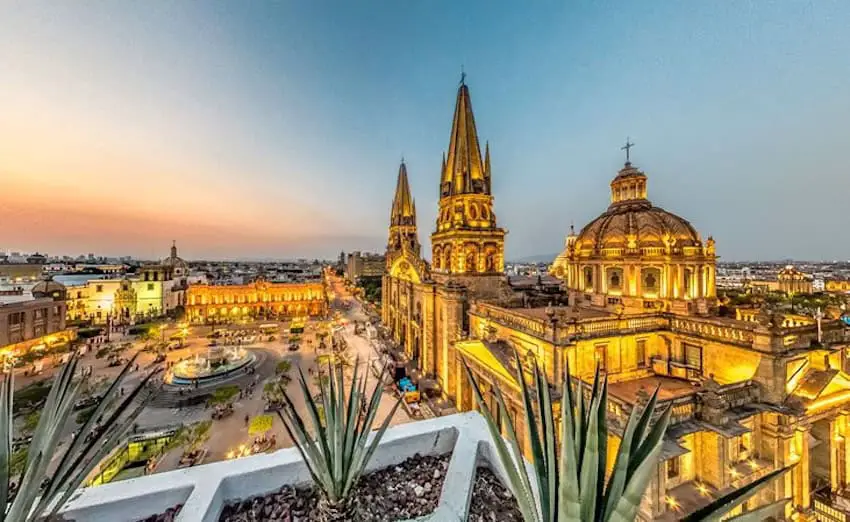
xmin=168 ymin=345 xmax=255 ymax=386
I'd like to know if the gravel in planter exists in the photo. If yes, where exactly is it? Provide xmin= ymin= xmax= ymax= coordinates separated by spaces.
xmin=467 ymin=466 xmax=522 ymax=522
xmin=218 ymin=452 xmax=450 ymax=522
xmin=135 ymin=504 xmax=183 ymax=522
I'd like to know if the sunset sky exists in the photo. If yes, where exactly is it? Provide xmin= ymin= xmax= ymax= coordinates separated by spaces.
xmin=2 ymin=2 xmax=849 ymax=261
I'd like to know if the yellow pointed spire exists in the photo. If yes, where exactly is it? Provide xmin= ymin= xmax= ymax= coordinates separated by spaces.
xmin=391 ymin=159 xmax=416 ymax=226
xmin=440 ymin=79 xmax=487 ymax=198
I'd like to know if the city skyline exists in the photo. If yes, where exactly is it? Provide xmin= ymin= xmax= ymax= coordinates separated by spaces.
xmin=2 ymin=2 xmax=850 ymax=261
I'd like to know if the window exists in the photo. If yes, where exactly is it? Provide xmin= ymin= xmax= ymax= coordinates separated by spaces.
xmin=594 ymin=344 xmax=607 ymax=372
xmin=76 ymin=291 xmax=82 ymax=298
xmin=643 ymin=269 xmax=659 ymax=292
xmin=607 ymin=268 xmax=623 ymax=290
xmin=96 ymin=285 xmax=104 ymax=293
xmin=147 ymin=283 xmax=154 ymax=291
xmin=584 ymin=267 xmax=594 ymax=290
xmin=34 ymin=308 xmax=46 ymax=320
xmin=684 ymin=343 xmax=702 ymax=370
xmin=667 ymin=456 xmax=680 ymax=479
xmin=636 ymin=339 xmax=647 ymax=368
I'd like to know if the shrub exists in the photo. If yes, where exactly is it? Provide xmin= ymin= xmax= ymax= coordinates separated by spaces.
xmin=76 ymin=328 xmax=102 ymax=340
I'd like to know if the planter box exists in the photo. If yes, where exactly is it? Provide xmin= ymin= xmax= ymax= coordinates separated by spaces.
xmin=60 ymin=412 xmax=516 ymax=522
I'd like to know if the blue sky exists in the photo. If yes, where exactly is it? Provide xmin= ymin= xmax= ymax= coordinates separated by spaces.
xmin=2 ymin=1 xmax=848 ymax=260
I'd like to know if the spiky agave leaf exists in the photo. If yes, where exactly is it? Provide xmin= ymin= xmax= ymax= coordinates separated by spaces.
xmin=0 ymin=352 xmax=160 ymax=522
xmin=276 ymin=357 xmax=401 ymax=507
xmin=462 ymin=358 xmax=540 ymax=522
xmin=0 ymin=365 xmax=13 ymax=520
xmin=556 ymin=358 xmax=581 ymax=522
xmin=680 ymin=466 xmax=791 ymax=522
xmin=43 ymin=365 xmax=161 ymax=517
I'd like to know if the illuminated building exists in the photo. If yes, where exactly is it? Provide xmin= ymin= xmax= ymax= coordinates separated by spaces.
xmin=550 ymin=160 xmax=717 ymax=315
xmin=64 ymin=243 xmax=187 ymax=324
xmin=382 ymin=78 xmax=850 ymax=520
xmin=382 ymin=77 xmax=506 ymax=396
xmin=1 ymin=279 xmax=73 ymax=356
xmin=185 ymin=279 xmax=327 ymax=323
xmin=745 ymin=265 xmax=814 ymax=295
xmin=826 ymin=279 xmax=850 ymax=294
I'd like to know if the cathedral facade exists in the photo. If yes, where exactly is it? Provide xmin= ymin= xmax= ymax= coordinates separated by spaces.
xmin=382 ymin=80 xmax=850 ymax=521
xmin=382 ymin=78 xmax=508 ymax=397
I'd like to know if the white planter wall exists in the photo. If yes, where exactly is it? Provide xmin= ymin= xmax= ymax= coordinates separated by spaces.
xmin=60 ymin=412 xmax=516 ymax=522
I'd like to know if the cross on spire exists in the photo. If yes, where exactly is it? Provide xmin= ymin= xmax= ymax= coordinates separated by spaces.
xmin=460 ymin=65 xmax=466 ymax=86
xmin=621 ymin=137 xmax=635 ymax=163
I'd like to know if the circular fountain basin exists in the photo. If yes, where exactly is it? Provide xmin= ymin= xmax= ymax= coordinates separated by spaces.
xmin=169 ymin=346 xmax=256 ymax=386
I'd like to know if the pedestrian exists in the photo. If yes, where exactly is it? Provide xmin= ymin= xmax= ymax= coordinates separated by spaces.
xmin=244 ymin=414 xmax=249 ymax=426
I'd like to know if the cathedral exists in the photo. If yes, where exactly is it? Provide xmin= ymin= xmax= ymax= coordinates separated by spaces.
xmin=382 ymin=79 xmax=850 ymax=520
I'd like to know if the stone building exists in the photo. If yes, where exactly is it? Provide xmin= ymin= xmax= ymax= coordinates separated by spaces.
xmin=382 ymin=78 xmax=850 ymax=520
xmin=382 ymin=78 xmax=508 ymax=394
xmin=1 ymin=279 xmax=72 ymax=354
xmin=744 ymin=266 xmax=814 ymax=296
xmin=185 ymin=279 xmax=327 ymax=323
xmin=63 ymin=242 xmax=187 ymax=324
xmin=345 ymin=251 xmax=386 ymax=282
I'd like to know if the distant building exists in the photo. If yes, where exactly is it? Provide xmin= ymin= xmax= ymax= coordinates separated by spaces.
xmin=345 ymin=251 xmax=385 ymax=281
xmin=0 ymin=263 xmax=43 ymax=283
xmin=746 ymin=265 xmax=813 ymax=295
xmin=826 ymin=279 xmax=850 ymax=294
xmin=185 ymin=278 xmax=327 ymax=323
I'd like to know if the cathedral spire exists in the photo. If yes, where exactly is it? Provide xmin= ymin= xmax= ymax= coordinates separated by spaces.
xmin=440 ymin=79 xmax=487 ymax=198
xmin=391 ymin=160 xmax=416 ymax=226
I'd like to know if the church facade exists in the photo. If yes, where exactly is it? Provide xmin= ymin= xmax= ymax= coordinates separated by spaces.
xmin=382 ymin=79 xmax=850 ymax=520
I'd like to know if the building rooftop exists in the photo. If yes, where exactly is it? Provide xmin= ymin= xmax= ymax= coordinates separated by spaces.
xmin=607 ymin=375 xmax=699 ymax=404
xmin=510 ymin=305 xmax=613 ymax=322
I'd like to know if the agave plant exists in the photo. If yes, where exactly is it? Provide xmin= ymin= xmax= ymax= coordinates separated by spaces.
xmin=276 ymin=358 xmax=402 ymax=522
xmin=463 ymin=354 xmax=789 ymax=522
xmin=0 ymin=351 xmax=160 ymax=522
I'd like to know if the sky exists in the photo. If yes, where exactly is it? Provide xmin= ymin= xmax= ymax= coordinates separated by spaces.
xmin=2 ymin=2 xmax=849 ymax=262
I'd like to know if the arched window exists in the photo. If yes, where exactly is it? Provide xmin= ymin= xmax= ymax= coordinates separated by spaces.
xmin=642 ymin=268 xmax=660 ymax=295
xmin=584 ymin=267 xmax=594 ymax=291
xmin=433 ymin=247 xmax=442 ymax=270
xmin=607 ymin=268 xmax=623 ymax=291
xmin=485 ymin=250 xmax=496 ymax=272
xmin=465 ymin=245 xmax=478 ymax=273
xmin=444 ymin=246 xmax=452 ymax=271
xmin=469 ymin=204 xmax=478 ymax=220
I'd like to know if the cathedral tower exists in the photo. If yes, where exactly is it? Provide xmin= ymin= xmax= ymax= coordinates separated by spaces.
xmin=431 ymin=78 xmax=505 ymax=277
xmin=387 ymin=160 xmax=420 ymax=260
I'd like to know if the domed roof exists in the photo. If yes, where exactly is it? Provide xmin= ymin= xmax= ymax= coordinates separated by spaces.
xmin=31 ymin=278 xmax=66 ymax=299
xmin=162 ymin=241 xmax=188 ymax=270
xmin=575 ymin=163 xmax=702 ymax=252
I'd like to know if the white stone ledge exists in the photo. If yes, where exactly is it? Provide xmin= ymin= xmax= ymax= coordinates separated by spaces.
xmin=60 ymin=412 xmax=516 ymax=522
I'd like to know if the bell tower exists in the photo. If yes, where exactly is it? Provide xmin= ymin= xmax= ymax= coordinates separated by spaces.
xmin=387 ymin=160 xmax=420 ymax=262
xmin=430 ymin=77 xmax=505 ymax=278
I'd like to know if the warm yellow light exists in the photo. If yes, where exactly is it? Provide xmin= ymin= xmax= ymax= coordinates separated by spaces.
xmin=696 ymin=483 xmax=710 ymax=497
xmin=747 ymin=459 xmax=759 ymax=471
xmin=729 ymin=467 xmax=740 ymax=479
xmin=665 ymin=496 xmax=679 ymax=510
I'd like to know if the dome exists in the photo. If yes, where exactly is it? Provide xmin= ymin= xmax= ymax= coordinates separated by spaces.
xmin=575 ymin=163 xmax=701 ymax=253
xmin=576 ymin=202 xmax=701 ymax=252
xmin=32 ymin=278 xmax=67 ymax=300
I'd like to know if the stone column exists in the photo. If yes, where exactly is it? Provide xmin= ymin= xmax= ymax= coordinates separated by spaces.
xmin=795 ymin=426 xmax=812 ymax=511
